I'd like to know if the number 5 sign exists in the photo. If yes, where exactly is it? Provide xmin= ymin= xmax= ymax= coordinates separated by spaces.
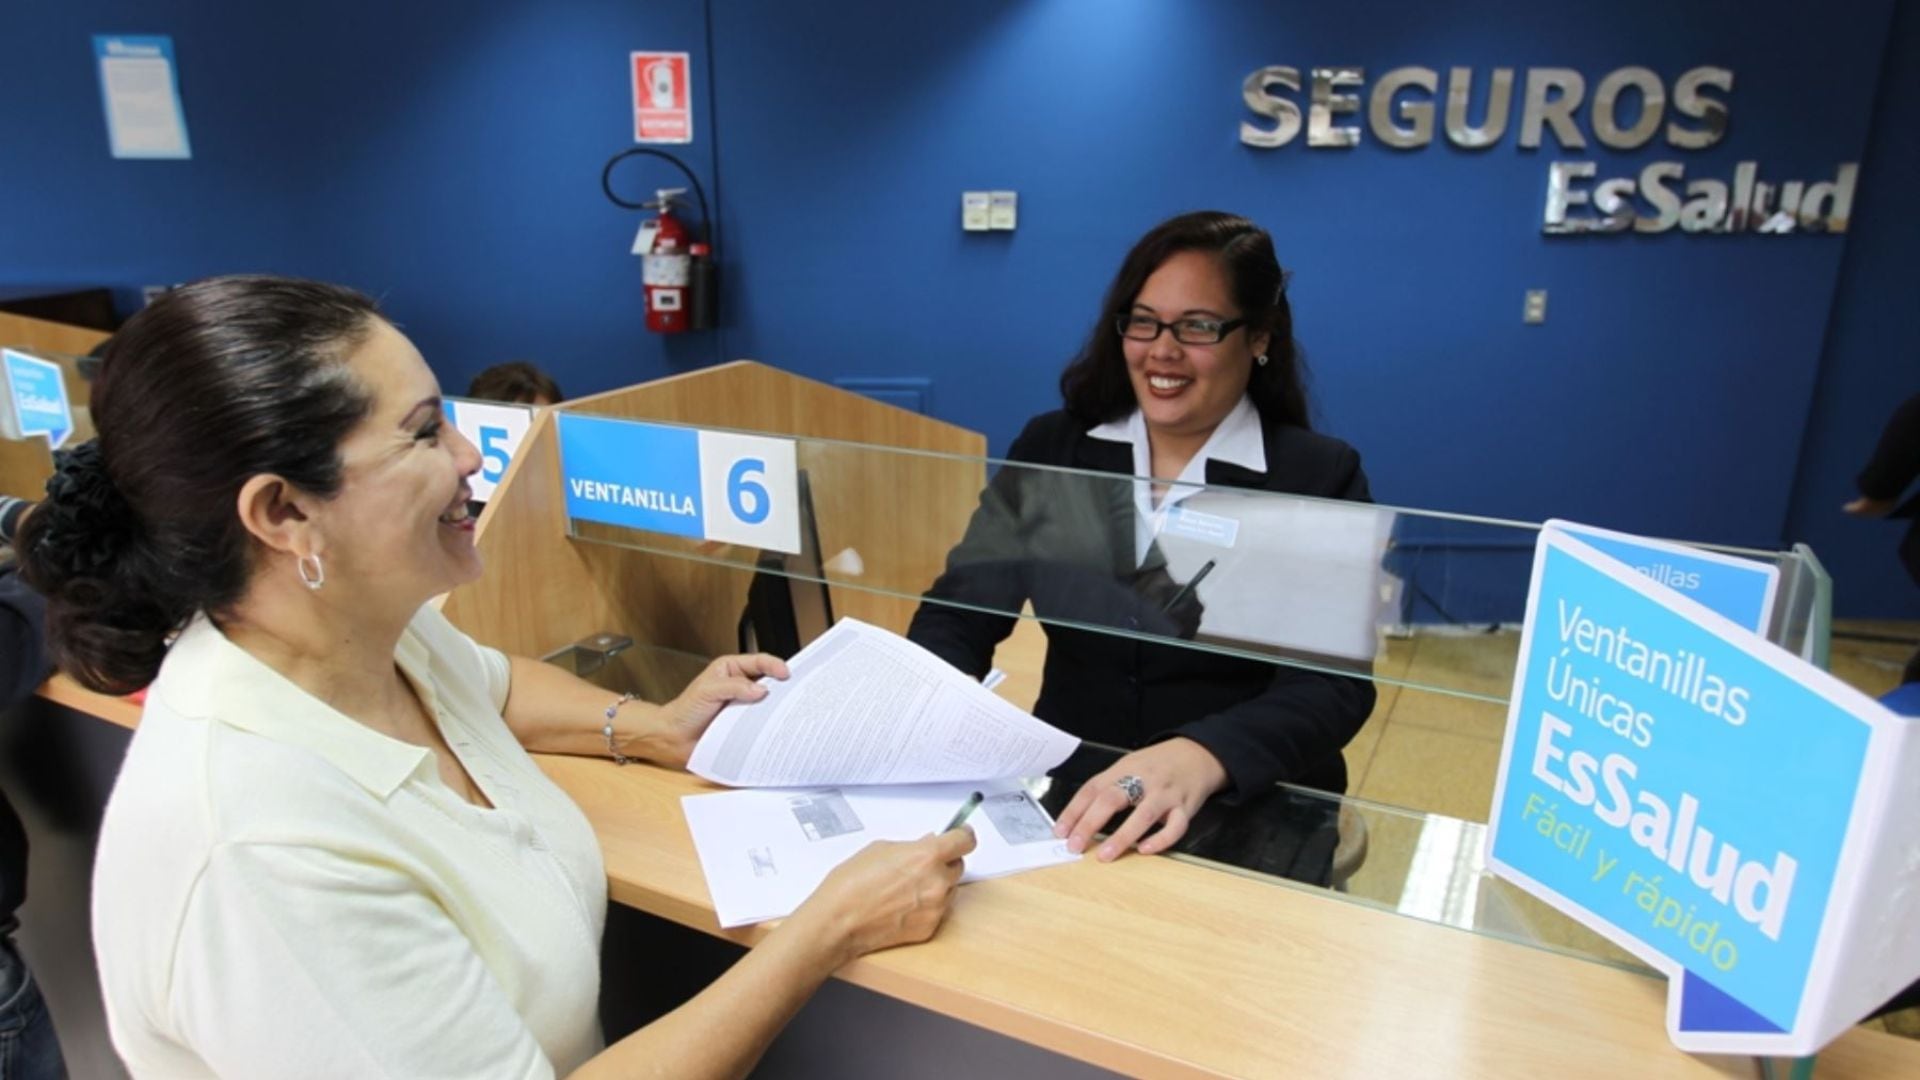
xmin=556 ymin=414 xmax=800 ymax=555
xmin=442 ymin=397 xmax=535 ymax=502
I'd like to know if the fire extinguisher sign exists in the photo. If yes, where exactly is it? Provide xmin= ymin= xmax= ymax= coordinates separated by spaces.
xmin=631 ymin=51 xmax=692 ymax=144
xmin=557 ymin=414 xmax=800 ymax=555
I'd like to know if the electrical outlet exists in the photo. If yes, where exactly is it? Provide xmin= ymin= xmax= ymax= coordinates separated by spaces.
xmin=1524 ymin=289 xmax=1548 ymax=324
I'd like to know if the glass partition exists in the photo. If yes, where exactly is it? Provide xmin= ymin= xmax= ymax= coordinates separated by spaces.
xmin=544 ymin=415 xmax=1845 ymax=1069
xmin=1775 ymin=542 xmax=1834 ymax=667
xmin=548 ymin=412 xmax=1829 ymax=885
xmin=1040 ymin=738 xmax=1649 ymax=974
xmin=544 ymin=637 xmax=1649 ymax=975
xmin=558 ymin=416 xmax=1826 ymax=705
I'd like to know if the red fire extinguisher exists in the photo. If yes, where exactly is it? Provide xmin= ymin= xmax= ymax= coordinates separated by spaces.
xmin=603 ymin=148 xmax=717 ymax=334
xmin=641 ymin=187 xmax=693 ymax=334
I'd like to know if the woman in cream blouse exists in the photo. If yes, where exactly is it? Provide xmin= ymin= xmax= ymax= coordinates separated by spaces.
xmin=18 ymin=275 xmax=974 ymax=1079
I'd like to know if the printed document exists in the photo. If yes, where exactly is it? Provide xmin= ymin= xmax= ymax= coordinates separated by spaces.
xmin=682 ymin=618 xmax=1083 ymax=926
xmin=688 ymin=617 xmax=1080 ymax=786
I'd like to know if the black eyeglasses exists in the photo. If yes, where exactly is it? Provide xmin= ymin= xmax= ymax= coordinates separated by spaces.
xmin=1114 ymin=312 xmax=1249 ymax=345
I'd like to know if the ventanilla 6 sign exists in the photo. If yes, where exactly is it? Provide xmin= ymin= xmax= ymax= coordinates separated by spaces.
xmin=1238 ymin=66 xmax=1856 ymax=236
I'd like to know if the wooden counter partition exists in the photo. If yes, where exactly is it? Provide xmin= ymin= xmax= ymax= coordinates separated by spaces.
xmin=439 ymin=361 xmax=987 ymax=661
xmin=0 ymin=311 xmax=112 ymax=367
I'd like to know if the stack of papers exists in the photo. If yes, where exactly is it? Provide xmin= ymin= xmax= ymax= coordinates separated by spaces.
xmin=683 ymin=618 xmax=1082 ymax=927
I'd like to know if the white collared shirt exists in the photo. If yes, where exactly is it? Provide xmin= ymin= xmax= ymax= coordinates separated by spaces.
xmin=93 ymin=604 xmax=608 ymax=1079
xmin=1086 ymin=394 xmax=1267 ymax=565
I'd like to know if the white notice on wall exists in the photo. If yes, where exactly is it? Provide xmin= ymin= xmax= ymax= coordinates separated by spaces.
xmin=94 ymin=35 xmax=192 ymax=160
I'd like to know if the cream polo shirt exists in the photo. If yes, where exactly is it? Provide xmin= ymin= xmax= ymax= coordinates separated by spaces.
xmin=1086 ymin=394 xmax=1268 ymax=565
xmin=93 ymin=604 xmax=609 ymax=1079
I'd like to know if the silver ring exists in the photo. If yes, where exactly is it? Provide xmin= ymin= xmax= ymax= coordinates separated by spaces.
xmin=1115 ymin=775 xmax=1145 ymax=807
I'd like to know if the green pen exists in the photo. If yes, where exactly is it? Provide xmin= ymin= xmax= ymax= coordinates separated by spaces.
xmin=943 ymin=790 xmax=986 ymax=832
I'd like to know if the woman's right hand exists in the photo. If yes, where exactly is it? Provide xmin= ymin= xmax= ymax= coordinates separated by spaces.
xmin=792 ymin=827 xmax=977 ymax=966
xmin=1843 ymin=495 xmax=1897 ymax=517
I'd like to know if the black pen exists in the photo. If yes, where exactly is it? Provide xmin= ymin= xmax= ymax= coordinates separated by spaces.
xmin=943 ymin=790 xmax=986 ymax=832
xmin=1162 ymin=559 xmax=1216 ymax=613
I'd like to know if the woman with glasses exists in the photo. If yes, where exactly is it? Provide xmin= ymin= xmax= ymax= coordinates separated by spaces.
xmin=908 ymin=210 xmax=1376 ymax=867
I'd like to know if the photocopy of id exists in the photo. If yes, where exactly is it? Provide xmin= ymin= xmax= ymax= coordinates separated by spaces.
xmin=685 ymin=780 xmax=1078 ymax=927
xmin=683 ymin=618 xmax=1083 ymax=927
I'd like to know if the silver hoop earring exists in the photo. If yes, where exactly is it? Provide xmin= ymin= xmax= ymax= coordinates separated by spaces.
xmin=1256 ymin=353 xmax=1270 ymax=367
xmin=297 ymin=554 xmax=326 ymax=591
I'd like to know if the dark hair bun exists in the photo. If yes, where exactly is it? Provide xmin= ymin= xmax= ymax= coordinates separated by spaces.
xmin=19 ymin=438 xmax=184 ymax=695
xmin=32 ymin=440 xmax=139 ymax=579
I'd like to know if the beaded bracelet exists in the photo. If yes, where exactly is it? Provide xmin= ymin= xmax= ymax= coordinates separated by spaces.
xmin=602 ymin=692 xmax=638 ymax=765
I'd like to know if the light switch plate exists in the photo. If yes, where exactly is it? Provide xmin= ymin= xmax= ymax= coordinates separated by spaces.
xmin=962 ymin=191 xmax=991 ymax=232
xmin=989 ymin=190 xmax=1017 ymax=230
xmin=1524 ymin=289 xmax=1548 ymax=324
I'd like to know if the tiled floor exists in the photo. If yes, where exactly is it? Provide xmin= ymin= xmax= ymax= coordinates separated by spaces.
xmin=992 ymin=614 xmax=1920 ymax=1040
xmin=1350 ymin=633 xmax=1510 ymax=816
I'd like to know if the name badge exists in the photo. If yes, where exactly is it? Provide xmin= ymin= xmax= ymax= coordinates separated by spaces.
xmin=1160 ymin=504 xmax=1239 ymax=548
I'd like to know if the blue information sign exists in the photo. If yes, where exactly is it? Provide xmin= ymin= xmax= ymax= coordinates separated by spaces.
xmin=556 ymin=413 xmax=799 ymax=554
xmin=1487 ymin=527 xmax=1896 ymax=1055
xmin=559 ymin=415 xmax=705 ymax=538
xmin=2 ymin=349 xmax=74 ymax=449
xmin=1550 ymin=521 xmax=1778 ymax=634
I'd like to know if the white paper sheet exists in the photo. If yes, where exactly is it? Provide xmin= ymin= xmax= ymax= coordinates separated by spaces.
xmin=688 ymin=618 xmax=1080 ymax=787
xmin=683 ymin=778 xmax=1077 ymax=927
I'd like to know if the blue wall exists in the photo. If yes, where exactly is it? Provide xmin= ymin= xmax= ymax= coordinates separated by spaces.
xmin=2 ymin=1 xmax=1914 ymax=618
xmin=711 ymin=0 xmax=1887 ymax=549
xmin=1782 ymin=0 xmax=1920 ymax=618
xmin=0 ymin=0 xmax=722 ymax=392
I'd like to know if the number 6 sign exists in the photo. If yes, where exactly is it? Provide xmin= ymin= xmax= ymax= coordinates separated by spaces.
xmin=557 ymin=414 xmax=800 ymax=555
xmin=696 ymin=428 xmax=798 ymax=552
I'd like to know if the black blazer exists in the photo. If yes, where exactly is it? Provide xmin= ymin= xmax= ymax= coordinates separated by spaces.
xmin=907 ymin=408 xmax=1377 ymax=798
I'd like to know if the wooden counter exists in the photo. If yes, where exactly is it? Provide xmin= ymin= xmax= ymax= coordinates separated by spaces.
xmin=45 ymin=672 xmax=1920 ymax=1079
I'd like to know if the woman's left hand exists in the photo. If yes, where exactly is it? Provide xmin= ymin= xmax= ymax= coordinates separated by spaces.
xmin=653 ymin=653 xmax=790 ymax=767
xmin=1052 ymin=737 xmax=1229 ymax=861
